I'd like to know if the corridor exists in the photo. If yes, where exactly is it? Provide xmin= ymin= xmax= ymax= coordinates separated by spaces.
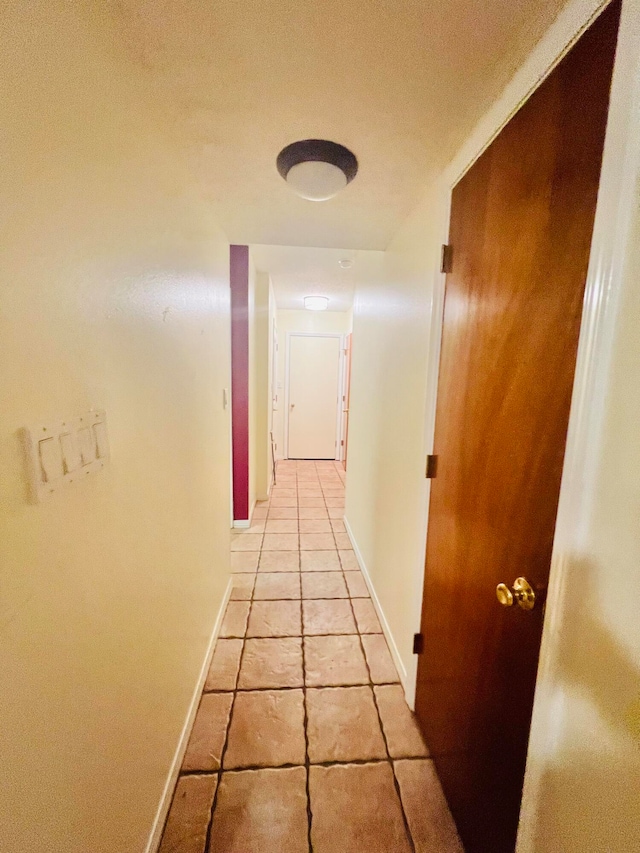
xmin=159 ymin=460 xmax=462 ymax=852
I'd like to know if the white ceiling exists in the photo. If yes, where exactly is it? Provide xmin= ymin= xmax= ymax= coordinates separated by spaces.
xmin=251 ymin=245 xmax=383 ymax=311
xmin=109 ymin=0 xmax=568 ymax=251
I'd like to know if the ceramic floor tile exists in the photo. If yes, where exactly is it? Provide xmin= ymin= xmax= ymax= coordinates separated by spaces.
xmin=231 ymin=552 xmax=259 ymax=573
xmin=253 ymin=573 xmax=301 ymax=600
xmin=299 ymin=519 xmax=332 ymax=533
xmin=325 ymin=497 xmax=345 ymax=507
xmin=330 ymin=519 xmax=346 ymax=533
xmin=230 ymin=574 xmax=255 ymax=601
xmin=344 ymin=571 xmax=369 ymax=598
xmin=182 ymin=693 xmax=233 ymax=772
xmin=328 ymin=507 xmax=344 ymax=518
xmin=159 ymin=774 xmax=217 ymax=853
xmin=309 ymin=763 xmax=412 ymax=853
xmin=220 ymin=601 xmax=250 ymax=638
xmin=209 ymin=767 xmax=308 ymax=853
xmin=351 ymin=599 xmax=382 ymax=634
xmin=334 ymin=532 xmax=352 ymax=549
xmin=300 ymin=550 xmax=341 ymax=572
xmin=304 ymin=635 xmax=369 ymax=686
xmin=298 ymin=488 xmax=323 ymax=497
xmin=270 ymin=497 xmax=298 ymax=507
xmin=374 ymin=685 xmax=429 ymax=758
xmin=247 ymin=601 xmax=302 ymax=637
xmin=204 ymin=639 xmax=243 ymax=691
xmin=258 ymin=551 xmax=300 ymax=572
xmin=362 ymin=635 xmax=400 ymax=684
xmin=338 ymin=549 xmax=359 ymax=570
xmin=303 ymin=599 xmax=357 ymax=635
xmin=262 ymin=533 xmax=299 ymax=551
xmin=224 ymin=689 xmax=306 ymax=769
xmin=237 ymin=637 xmax=304 ymax=689
xmin=252 ymin=507 xmax=268 ymax=519
xmin=300 ymin=533 xmax=336 ymax=551
xmin=395 ymin=759 xmax=464 ymax=853
xmin=298 ymin=497 xmax=326 ymax=507
xmin=270 ymin=488 xmax=298 ymax=499
xmin=231 ymin=534 xmax=264 ymax=552
xmin=306 ymin=686 xmax=386 ymax=763
xmin=238 ymin=522 xmax=266 ymax=534
xmin=297 ymin=507 xmax=329 ymax=519
xmin=268 ymin=507 xmax=300 ymax=520
xmin=301 ymin=572 xmax=348 ymax=599
xmin=265 ymin=519 xmax=299 ymax=534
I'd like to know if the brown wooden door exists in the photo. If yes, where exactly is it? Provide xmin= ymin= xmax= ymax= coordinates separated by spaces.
xmin=414 ymin=4 xmax=620 ymax=853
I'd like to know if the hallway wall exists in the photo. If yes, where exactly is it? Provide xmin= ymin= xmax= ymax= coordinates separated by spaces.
xmin=345 ymin=210 xmax=442 ymax=695
xmin=272 ymin=309 xmax=352 ymax=460
xmin=251 ymin=270 xmax=272 ymax=502
xmin=0 ymin=3 xmax=231 ymax=852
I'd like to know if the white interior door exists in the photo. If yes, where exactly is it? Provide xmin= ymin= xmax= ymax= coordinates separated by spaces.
xmin=287 ymin=335 xmax=341 ymax=459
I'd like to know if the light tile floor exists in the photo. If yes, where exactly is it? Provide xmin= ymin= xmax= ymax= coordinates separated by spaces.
xmin=159 ymin=460 xmax=463 ymax=853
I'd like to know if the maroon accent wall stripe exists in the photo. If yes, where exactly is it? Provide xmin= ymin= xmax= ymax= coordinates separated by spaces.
xmin=230 ymin=244 xmax=250 ymax=521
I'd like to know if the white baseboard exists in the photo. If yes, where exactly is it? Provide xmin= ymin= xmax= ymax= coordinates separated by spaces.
xmin=145 ymin=576 xmax=233 ymax=853
xmin=343 ymin=516 xmax=409 ymax=700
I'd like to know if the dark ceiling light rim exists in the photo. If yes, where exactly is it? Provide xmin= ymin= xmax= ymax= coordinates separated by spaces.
xmin=276 ymin=139 xmax=358 ymax=184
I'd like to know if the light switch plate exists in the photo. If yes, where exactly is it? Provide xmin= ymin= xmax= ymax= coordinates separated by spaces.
xmin=24 ymin=410 xmax=109 ymax=502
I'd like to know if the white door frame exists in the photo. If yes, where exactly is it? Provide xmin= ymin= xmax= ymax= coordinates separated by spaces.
xmin=284 ymin=332 xmax=345 ymax=460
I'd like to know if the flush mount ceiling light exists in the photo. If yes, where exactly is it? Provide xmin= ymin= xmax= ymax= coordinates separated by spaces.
xmin=277 ymin=139 xmax=358 ymax=201
xmin=304 ymin=296 xmax=329 ymax=311
xmin=338 ymin=258 xmax=353 ymax=269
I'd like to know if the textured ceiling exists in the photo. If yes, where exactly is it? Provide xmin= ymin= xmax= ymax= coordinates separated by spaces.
xmin=108 ymin=0 xmax=567 ymax=250
xmin=251 ymin=245 xmax=384 ymax=311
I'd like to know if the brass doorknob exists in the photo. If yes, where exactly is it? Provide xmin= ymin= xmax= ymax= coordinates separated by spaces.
xmin=496 ymin=577 xmax=536 ymax=611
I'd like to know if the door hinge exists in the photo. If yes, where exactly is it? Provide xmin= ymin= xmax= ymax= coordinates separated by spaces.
xmin=440 ymin=244 xmax=453 ymax=274
xmin=426 ymin=454 xmax=438 ymax=479
xmin=341 ymin=440 xmax=344 ymax=446
xmin=413 ymin=633 xmax=424 ymax=654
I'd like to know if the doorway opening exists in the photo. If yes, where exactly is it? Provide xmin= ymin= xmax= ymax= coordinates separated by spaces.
xmin=285 ymin=333 xmax=344 ymax=461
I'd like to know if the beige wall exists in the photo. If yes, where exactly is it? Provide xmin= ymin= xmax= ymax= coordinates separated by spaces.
xmin=267 ymin=280 xmax=278 ymax=488
xmin=0 ymin=3 xmax=231 ymax=852
xmin=251 ymin=269 xmax=271 ymax=503
xmin=345 ymin=213 xmax=441 ymax=691
xmin=273 ymin=309 xmax=352 ymax=459
xmin=248 ymin=256 xmax=257 ymax=513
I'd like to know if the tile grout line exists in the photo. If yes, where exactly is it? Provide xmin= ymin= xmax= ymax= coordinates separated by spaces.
xmin=179 ymin=755 xmax=428 ymax=776
xmin=334 ymin=503 xmax=418 ymax=853
xmin=202 ymin=553 xmax=256 ymax=852
xmin=299 ymin=471 xmax=314 ymax=853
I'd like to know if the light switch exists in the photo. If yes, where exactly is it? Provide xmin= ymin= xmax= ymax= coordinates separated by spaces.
xmin=78 ymin=427 xmax=96 ymax=465
xmin=38 ymin=437 xmax=64 ymax=482
xmin=60 ymin=432 xmax=82 ymax=473
xmin=26 ymin=410 xmax=109 ymax=502
xmin=93 ymin=422 xmax=109 ymax=459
